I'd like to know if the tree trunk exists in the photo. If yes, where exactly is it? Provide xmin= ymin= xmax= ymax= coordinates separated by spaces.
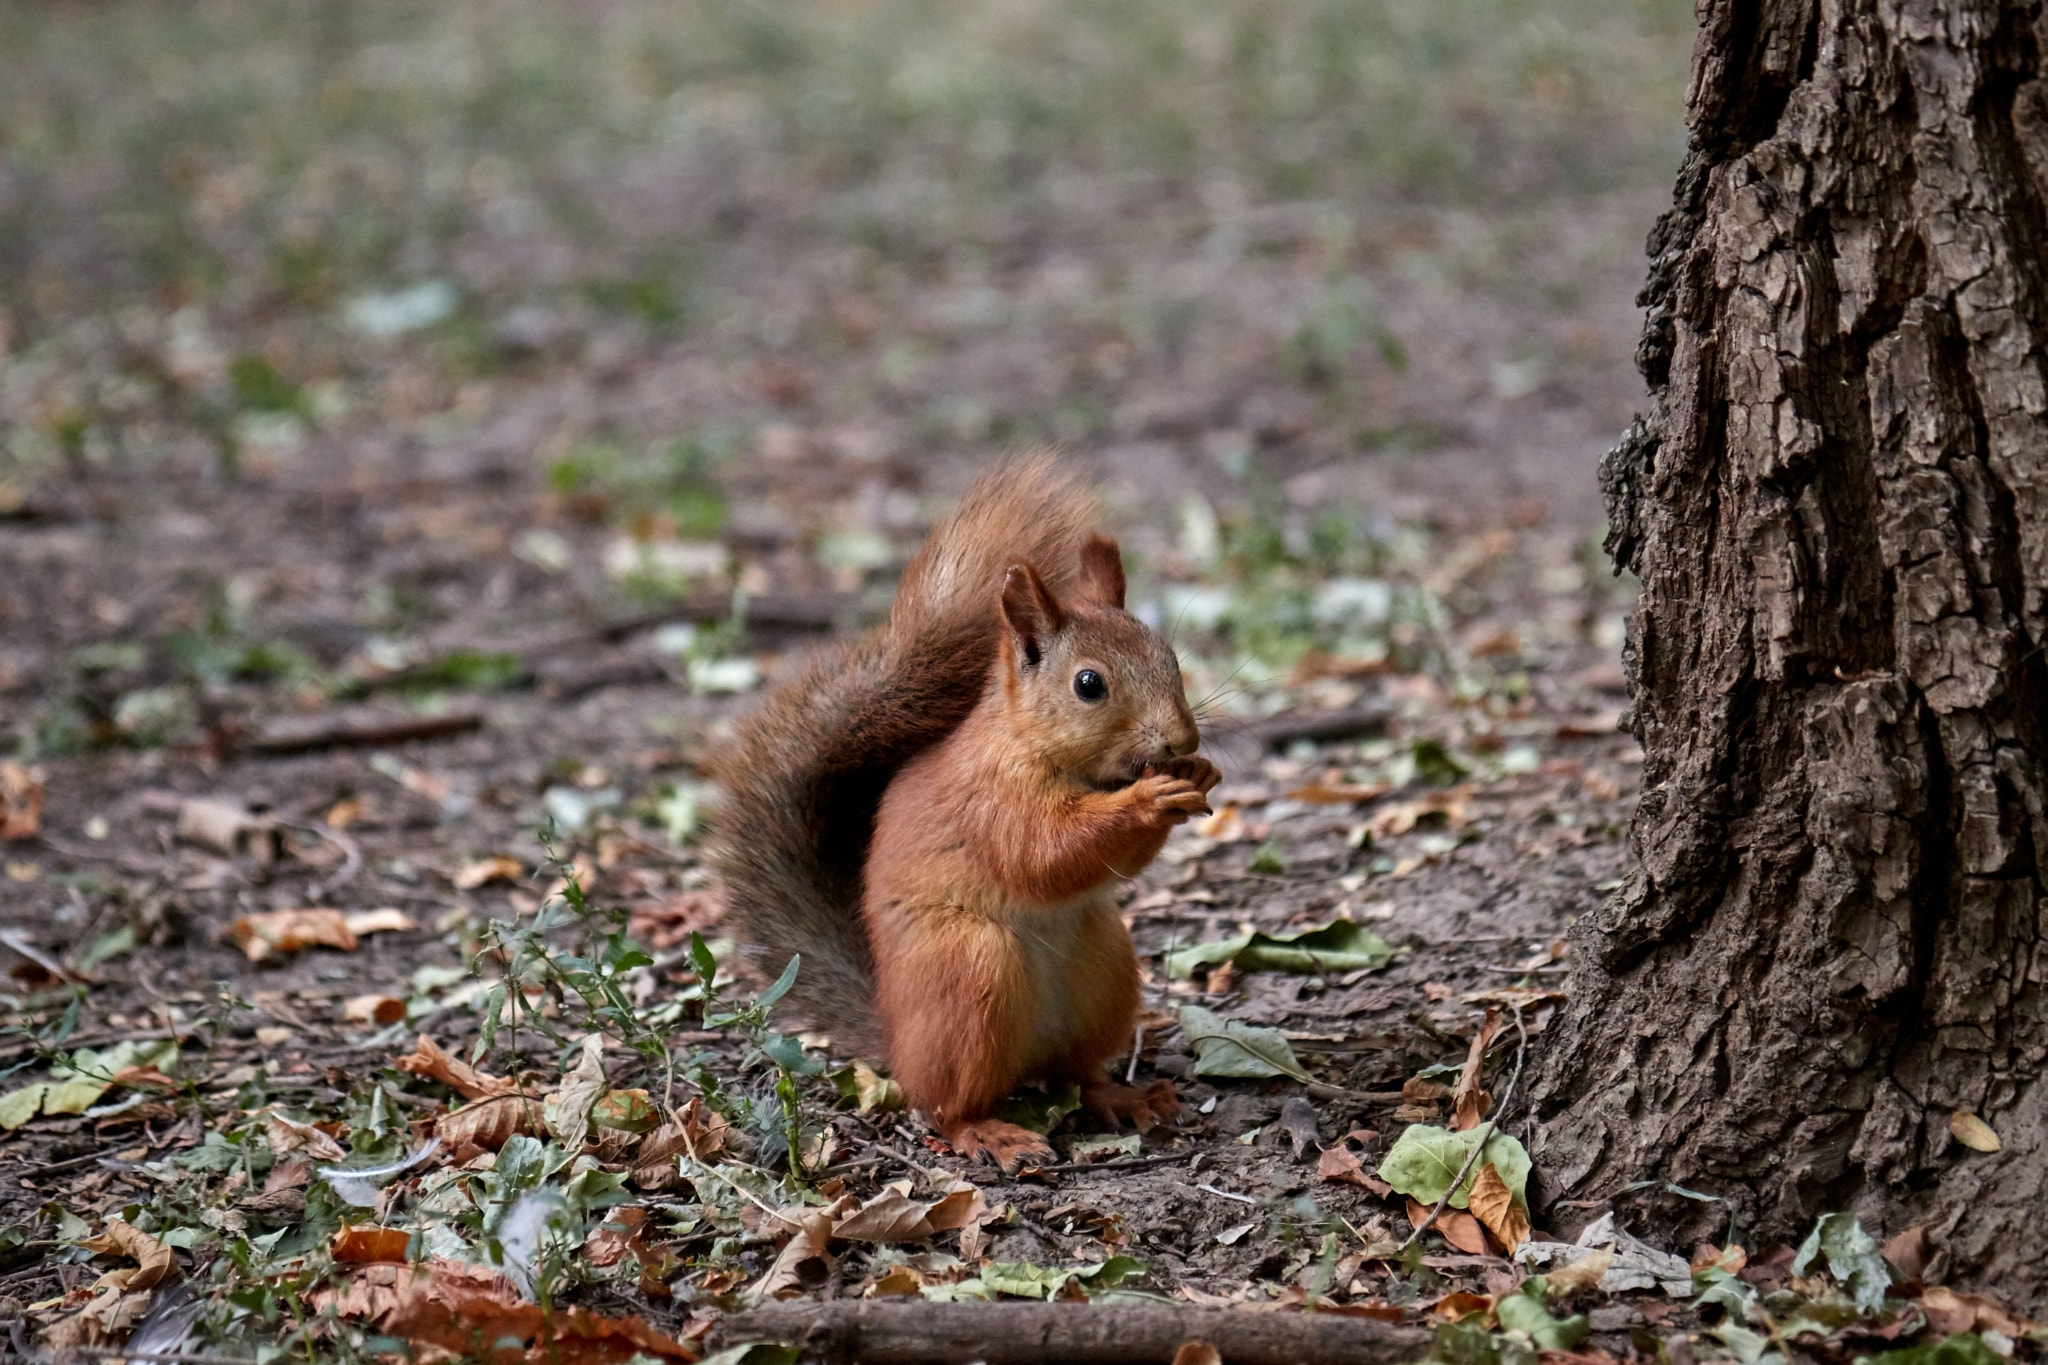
xmin=1534 ymin=0 xmax=2048 ymax=1305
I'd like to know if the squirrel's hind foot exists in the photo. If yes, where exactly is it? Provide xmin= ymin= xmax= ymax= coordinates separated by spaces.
xmin=943 ymin=1119 xmax=1056 ymax=1174
xmin=1081 ymin=1077 xmax=1179 ymax=1133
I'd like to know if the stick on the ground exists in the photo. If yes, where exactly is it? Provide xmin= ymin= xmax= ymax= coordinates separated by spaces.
xmin=1403 ymin=1002 xmax=1527 ymax=1250
xmin=245 ymin=709 xmax=484 ymax=754
xmin=1246 ymin=703 xmax=1394 ymax=750
xmin=709 ymin=1301 xmax=1426 ymax=1365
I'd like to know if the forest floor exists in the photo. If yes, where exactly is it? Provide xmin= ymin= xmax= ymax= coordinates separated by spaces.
xmin=2 ymin=2 xmax=2025 ymax=1363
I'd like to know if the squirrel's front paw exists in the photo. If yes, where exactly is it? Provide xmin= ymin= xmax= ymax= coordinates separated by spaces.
xmin=1155 ymin=754 xmax=1222 ymax=795
xmin=1126 ymin=773 xmax=1211 ymax=828
xmin=943 ymin=1119 xmax=1055 ymax=1175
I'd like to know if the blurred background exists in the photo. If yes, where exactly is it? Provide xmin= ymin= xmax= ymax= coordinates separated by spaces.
xmin=0 ymin=0 xmax=1690 ymax=783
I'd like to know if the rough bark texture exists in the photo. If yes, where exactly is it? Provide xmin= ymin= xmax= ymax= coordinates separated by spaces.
xmin=1535 ymin=0 xmax=2048 ymax=1305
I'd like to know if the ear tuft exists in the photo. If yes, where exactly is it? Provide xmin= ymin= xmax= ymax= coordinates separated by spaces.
xmin=1074 ymin=534 xmax=1127 ymax=610
xmin=1000 ymin=562 xmax=1065 ymax=667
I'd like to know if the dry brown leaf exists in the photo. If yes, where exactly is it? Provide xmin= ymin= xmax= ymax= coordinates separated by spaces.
xmin=1452 ymin=1009 xmax=1502 ymax=1132
xmin=863 ymin=1264 xmax=927 ymax=1297
xmin=1433 ymin=1290 xmax=1495 ymax=1322
xmin=78 ymin=1218 xmax=176 ymax=1291
xmin=753 ymin=1207 xmax=837 ymax=1300
xmin=453 ymin=855 xmax=524 ymax=890
xmin=344 ymin=907 xmax=417 ymax=936
xmin=0 ymin=762 xmax=43 ymax=841
xmin=325 ymin=796 xmax=368 ymax=829
xmin=229 ymin=908 xmax=356 ymax=962
xmin=1543 ymin=1247 xmax=1614 ymax=1296
xmin=627 ymin=889 xmax=726 ymax=950
xmin=583 ymin=1207 xmax=651 ymax=1269
xmin=1949 ymin=1110 xmax=2001 ymax=1152
xmin=177 ymin=797 xmax=282 ymax=860
xmin=311 ymin=1258 xmax=695 ymax=1365
xmin=262 ymin=1112 xmax=349 ymax=1163
xmin=345 ymin=994 xmax=406 ymax=1026
xmin=1370 ymin=789 xmax=1470 ymax=839
xmin=39 ymin=1287 xmax=154 ymax=1351
xmin=1882 ymin=1226 xmax=1928 ymax=1281
xmin=1437 ymin=1211 xmax=1491 ymax=1257
xmin=1466 ymin=1163 xmax=1529 ymax=1251
xmin=1194 ymin=804 xmax=1247 ymax=841
xmin=1920 ymin=1286 xmax=2023 ymax=1338
xmin=635 ymin=1097 xmax=732 ymax=1179
xmin=333 ymin=1226 xmax=413 ymax=1264
xmin=1317 ymin=1143 xmax=1393 ymax=1196
xmin=832 ymin=1185 xmax=980 ymax=1243
xmin=438 ymin=1094 xmax=541 ymax=1154
xmin=1171 ymin=1343 xmax=1223 ymax=1365
xmin=393 ymin=1034 xmax=520 ymax=1101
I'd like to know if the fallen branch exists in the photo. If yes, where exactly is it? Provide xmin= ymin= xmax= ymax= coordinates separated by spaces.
xmin=709 ymin=1301 xmax=1426 ymax=1365
xmin=1403 ymin=1002 xmax=1528 ymax=1250
xmin=1246 ymin=703 xmax=1393 ymax=751
xmin=596 ymin=590 xmax=865 ymax=643
xmin=245 ymin=709 xmax=484 ymax=755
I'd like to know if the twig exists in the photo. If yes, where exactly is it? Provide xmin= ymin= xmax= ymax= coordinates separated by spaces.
xmin=1196 ymin=1183 xmax=1260 ymax=1206
xmin=1245 ymin=703 xmax=1394 ymax=751
xmin=244 ymin=708 xmax=484 ymax=755
xmin=19 ymin=1145 xmax=146 ymax=1179
xmin=710 ymin=1300 xmax=1426 ymax=1365
xmin=1124 ymin=1024 xmax=1144 ymax=1085
xmin=1402 ymin=1002 xmax=1527 ymax=1250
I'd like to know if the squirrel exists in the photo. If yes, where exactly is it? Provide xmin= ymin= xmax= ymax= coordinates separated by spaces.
xmin=710 ymin=455 xmax=1221 ymax=1170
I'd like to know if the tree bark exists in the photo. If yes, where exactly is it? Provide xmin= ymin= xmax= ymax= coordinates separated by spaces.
xmin=1534 ymin=0 xmax=2048 ymax=1306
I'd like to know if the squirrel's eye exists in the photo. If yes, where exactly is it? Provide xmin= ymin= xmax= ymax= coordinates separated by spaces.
xmin=1073 ymin=669 xmax=1108 ymax=702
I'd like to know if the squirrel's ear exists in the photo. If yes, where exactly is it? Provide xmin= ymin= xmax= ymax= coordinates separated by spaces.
xmin=1073 ymin=534 xmax=1126 ymax=610
xmin=1001 ymin=562 xmax=1066 ymax=668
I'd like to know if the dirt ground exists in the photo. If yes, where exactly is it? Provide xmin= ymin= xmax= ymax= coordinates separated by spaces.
xmin=0 ymin=0 xmax=1747 ymax=1358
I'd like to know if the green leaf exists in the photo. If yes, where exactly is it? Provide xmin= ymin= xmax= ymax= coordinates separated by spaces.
xmin=1431 ymin=1320 xmax=1501 ymax=1365
xmin=1165 ymin=919 xmax=1395 ymax=979
xmin=688 ymin=931 xmax=720 ymax=988
xmin=1858 ymin=1335 xmax=2006 ymax=1365
xmin=1791 ymin=1212 xmax=1891 ymax=1315
xmin=1376 ymin=1124 xmax=1531 ymax=1210
xmin=1497 ymin=1287 xmax=1590 ymax=1351
xmin=1247 ymin=841 xmax=1287 ymax=874
xmin=757 ymin=953 xmax=801 ymax=1011
xmin=1067 ymin=1134 xmax=1141 ymax=1162
xmin=1176 ymin=1005 xmax=1313 ymax=1083
xmin=1708 ymin=1322 xmax=1780 ymax=1365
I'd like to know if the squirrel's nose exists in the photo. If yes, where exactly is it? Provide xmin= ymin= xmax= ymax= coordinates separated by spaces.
xmin=1165 ymin=714 xmax=1199 ymax=757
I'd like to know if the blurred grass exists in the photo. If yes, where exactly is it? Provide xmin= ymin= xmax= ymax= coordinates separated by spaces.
xmin=0 ymin=0 xmax=1690 ymax=343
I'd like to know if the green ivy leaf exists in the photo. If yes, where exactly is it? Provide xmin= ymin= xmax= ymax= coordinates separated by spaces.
xmin=1791 ymin=1212 xmax=1891 ymax=1315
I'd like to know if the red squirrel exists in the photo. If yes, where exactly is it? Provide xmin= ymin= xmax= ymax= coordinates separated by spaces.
xmin=711 ymin=456 xmax=1220 ymax=1170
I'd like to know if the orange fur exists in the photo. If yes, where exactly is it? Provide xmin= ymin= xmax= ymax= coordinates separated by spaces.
xmin=862 ymin=545 xmax=1220 ymax=1165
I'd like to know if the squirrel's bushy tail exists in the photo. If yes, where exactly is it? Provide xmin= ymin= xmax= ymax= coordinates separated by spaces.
xmin=709 ymin=454 xmax=1096 ymax=1055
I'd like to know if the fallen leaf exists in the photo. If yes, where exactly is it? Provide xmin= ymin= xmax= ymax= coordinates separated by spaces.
xmin=1451 ymin=1010 xmax=1502 ymax=1132
xmin=0 ymin=1040 xmax=180 ymax=1130
xmin=1949 ymin=1110 xmax=2001 ymax=1152
xmin=1882 ymin=1226 xmax=1928 ymax=1282
xmin=394 ymin=1034 xmax=520 ymax=1101
xmin=345 ymin=907 xmax=417 ymax=936
xmin=753 ymin=1207 xmax=837 ymax=1300
xmin=832 ymin=1185 xmax=980 ymax=1243
xmin=454 ymin=855 xmax=525 ymax=890
xmin=1919 ymin=1286 xmax=2023 ymax=1338
xmin=1467 ymin=1162 xmax=1529 ymax=1251
xmin=1368 ymin=789 xmax=1470 ymax=839
xmin=311 ymin=1258 xmax=695 ymax=1365
xmin=228 ymin=908 xmax=357 ymax=962
xmin=1317 ymin=1143 xmax=1394 ymax=1196
xmin=263 ymin=1112 xmax=349 ymax=1163
xmin=78 ymin=1219 xmax=175 ymax=1291
xmin=1165 ymin=918 xmax=1396 ymax=980
xmin=634 ymin=1098 xmax=732 ymax=1187
xmin=1434 ymin=1290 xmax=1495 ymax=1322
xmin=544 ymin=1035 xmax=608 ymax=1149
xmin=1437 ymin=1211 xmax=1490 ymax=1256
xmin=863 ymin=1264 xmax=928 ymax=1298
xmin=0 ymin=762 xmax=43 ymax=840
xmin=333 ymin=1226 xmax=414 ymax=1264
xmin=345 ymin=994 xmax=406 ymax=1026
xmin=592 ymin=1088 xmax=660 ymax=1134
xmin=176 ymin=798 xmax=280 ymax=860
xmin=438 ymin=1094 xmax=542 ymax=1154
xmin=1377 ymin=1124 xmax=1530 ymax=1210
xmin=1542 ymin=1247 xmax=1614 ymax=1297
xmin=1288 ymin=781 xmax=1391 ymax=805
xmin=1176 ymin=1005 xmax=1313 ymax=1082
